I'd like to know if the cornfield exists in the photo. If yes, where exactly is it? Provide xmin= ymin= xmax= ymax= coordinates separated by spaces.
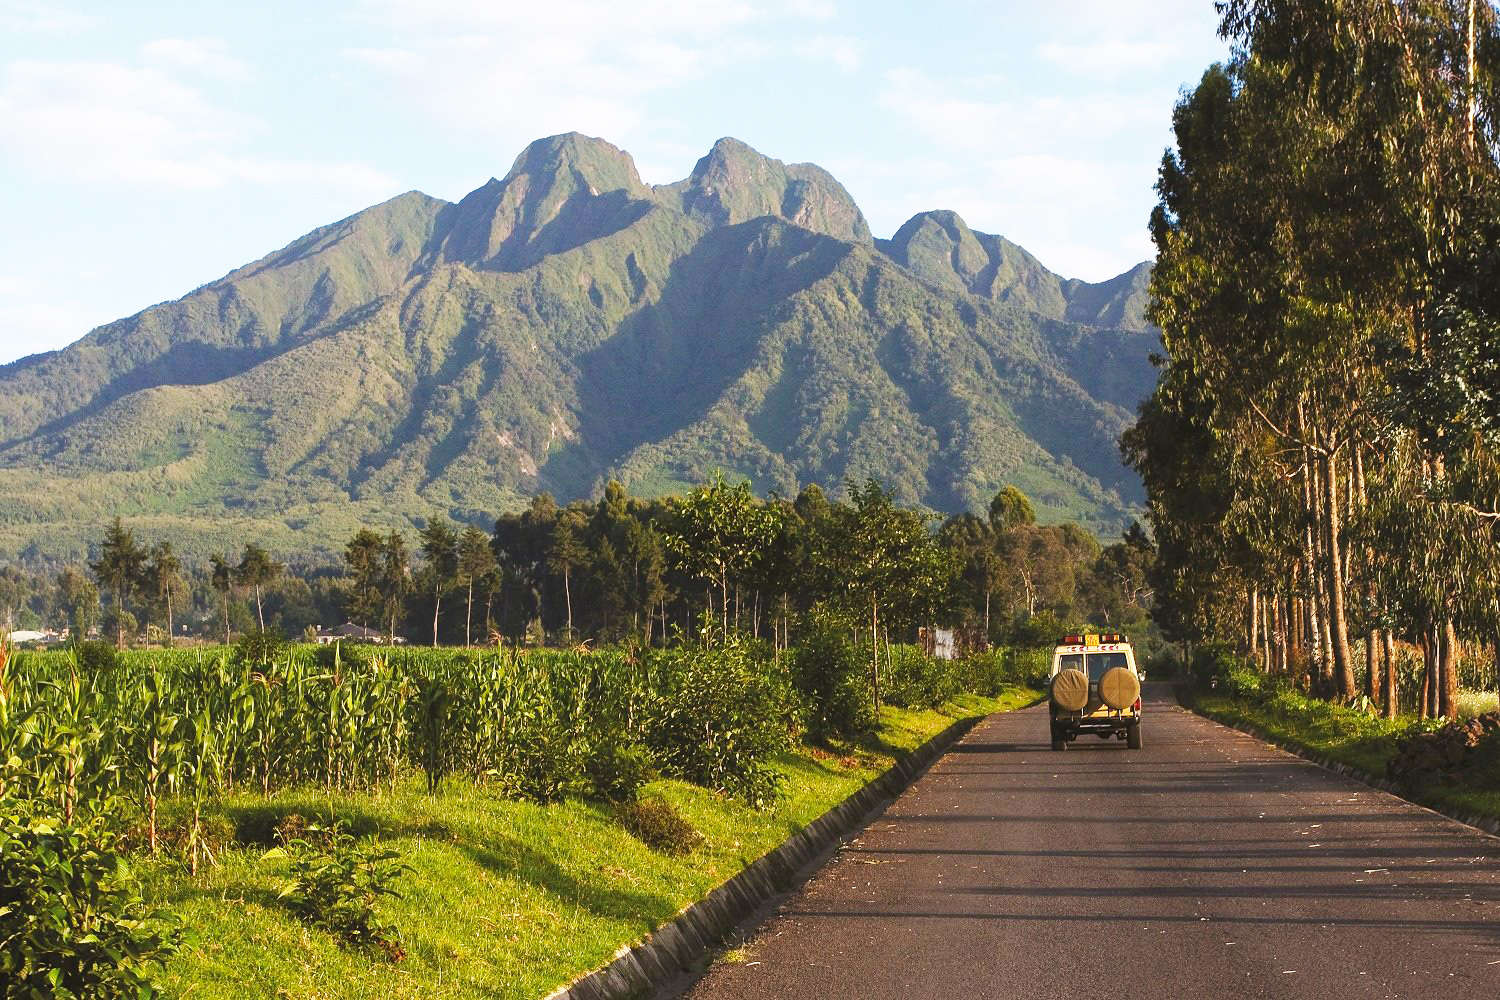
xmin=0 ymin=641 xmax=800 ymax=861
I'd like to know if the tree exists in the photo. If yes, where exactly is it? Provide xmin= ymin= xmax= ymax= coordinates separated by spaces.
xmin=235 ymin=543 xmax=281 ymax=632
xmin=91 ymin=518 xmax=145 ymax=648
xmin=418 ymin=518 xmax=460 ymax=647
xmin=343 ymin=528 xmax=384 ymax=628
xmin=663 ymin=473 xmax=783 ymax=639
xmin=380 ymin=531 xmax=411 ymax=644
xmin=820 ymin=479 xmax=947 ymax=709
xmin=988 ymin=485 xmax=1036 ymax=533
xmin=55 ymin=567 xmax=99 ymax=643
xmin=548 ymin=512 xmax=588 ymax=642
xmin=144 ymin=542 xmax=183 ymax=647
xmin=457 ymin=525 xmax=496 ymax=647
xmin=209 ymin=553 xmax=234 ymax=644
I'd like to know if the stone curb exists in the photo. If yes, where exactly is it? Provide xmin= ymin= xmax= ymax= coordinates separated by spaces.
xmin=543 ymin=710 xmax=994 ymax=1000
xmin=1181 ymin=702 xmax=1500 ymax=839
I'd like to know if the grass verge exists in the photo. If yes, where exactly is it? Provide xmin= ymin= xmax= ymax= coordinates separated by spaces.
xmin=1192 ymin=688 xmax=1500 ymax=828
xmin=149 ymin=686 xmax=1037 ymax=1000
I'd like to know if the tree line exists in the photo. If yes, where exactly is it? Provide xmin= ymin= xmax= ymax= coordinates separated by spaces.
xmin=1128 ymin=0 xmax=1500 ymax=717
xmin=25 ymin=478 xmax=1154 ymax=656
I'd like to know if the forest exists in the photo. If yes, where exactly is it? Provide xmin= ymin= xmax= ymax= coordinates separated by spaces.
xmin=5 ymin=477 xmax=1154 ymax=659
xmin=1128 ymin=0 xmax=1500 ymax=718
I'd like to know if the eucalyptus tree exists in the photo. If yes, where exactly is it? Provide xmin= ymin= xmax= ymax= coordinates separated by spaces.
xmin=91 ymin=517 xmax=145 ymax=648
xmin=456 ymin=524 xmax=496 ymax=647
xmin=144 ymin=541 xmax=183 ymax=647
xmin=380 ymin=531 xmax=411 ymax=644
xmin=209 ymin=553 xmax=234 ymax=644
xmin=418 ymin=518 xmax=460 ymax=647
xmin=235 ymin=543 xmax=281 ymax=632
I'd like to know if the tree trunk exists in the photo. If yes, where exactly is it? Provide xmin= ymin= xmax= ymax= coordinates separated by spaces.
xmin=1382 ymin=630 xmax=1398 ymax=719
xmin=255 ymin=585 xmax=265 ymax=631
xmin=1421 ymin=627 xmax=1435 ymax=718
xmin=1246 ymin=587 xmax=1260 ymax=663
xmin=1319 ymin=439 xmax=1355 ymax=700
xmin=1297 ymin=419 xmax=1327 ymax=693
xmin=432 ymin=592 xmax=441 ymax=648
xmin=465 ymin=578 xmax=474 ymax=648
xmin=222 ymin=592 xmax=230 ymax=645
xmin=1440 ymin=620 xmax=1458 ymax=720
xmin=870 ymin=596 xmax=881 ymax=712
xmin=563 ymin=566 xmax=573 ymax=641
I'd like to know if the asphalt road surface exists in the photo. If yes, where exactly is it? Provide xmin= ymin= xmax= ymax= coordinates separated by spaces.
xmin=677 ymin=684 xmax=1500 ymax=999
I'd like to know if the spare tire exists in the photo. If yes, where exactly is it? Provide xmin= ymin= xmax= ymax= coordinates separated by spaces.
xmin=1050 ymin=668 xmax=1089 ymax=712
xmin=1099 ymin=666 xmax=1141 ymax=710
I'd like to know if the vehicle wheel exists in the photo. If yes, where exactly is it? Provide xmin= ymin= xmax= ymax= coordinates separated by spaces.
xmin=1126 ymin=722 xmax=1142 ymax=750
xmin=1050 ymin=724 xmax=1067 ymax=751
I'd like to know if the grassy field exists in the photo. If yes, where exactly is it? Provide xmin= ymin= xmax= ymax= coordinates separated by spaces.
xmin=149 ymin=688 xmax=1036 ymax=1000
xmin=1193 ymin=686 xmax=1500 ymax=827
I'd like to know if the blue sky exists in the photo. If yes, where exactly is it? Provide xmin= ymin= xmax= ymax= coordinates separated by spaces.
xmin=0 ymin=0 xmax=1229 ymax=365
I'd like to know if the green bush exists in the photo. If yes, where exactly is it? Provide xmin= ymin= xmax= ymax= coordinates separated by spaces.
xmin=643 ymin=643 xmax=792 ymax=808
xmin=790 ymin=625 xmax=875 ymax=740
xmin=234 ymin=627 xmax=288 ymax=666
xmin=73 ymin=639 xmax=120 ymax=673
xmin=584 ymin=741 xmax=654 ymax=803
xmin=884 ymin=644 xmax=958 ymax=709
xmin=277 ymin=828 xmax=412 ymax=962
xmin=614 ymin=796 xmax=702 ymax=855
xmin=0 ymin=798 xmax=179 ymax=997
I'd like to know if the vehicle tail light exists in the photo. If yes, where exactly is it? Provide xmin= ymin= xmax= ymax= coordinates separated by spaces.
xmin=1133 ymin=698 xmax=1141 ymax=711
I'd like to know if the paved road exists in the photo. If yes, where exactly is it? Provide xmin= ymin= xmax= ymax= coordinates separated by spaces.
xmin=677 ymin=685 xmax=1500 ymax=999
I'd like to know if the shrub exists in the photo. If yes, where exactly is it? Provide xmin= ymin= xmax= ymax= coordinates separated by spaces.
xmin=790 ymin=625 xmax=875 ymax=740
xmin=884 ymin=644 xmax=959 ymax=709
xmin=0 ymin=798 xmax=179 ymax=997
xmin=615 ymin=796 xmax=702 ymax=855
xmin=643 ymin=643 xmax=792 ymax=808
xmin=73 ymin=639 xmax=120 ymax=673
xmin=235 ymin=627 xmax=288 ymax=666
xmin=277 ymin=828 xmax=412 ymax=962
xmin=584 ymin=740 xmax=655 ymax=803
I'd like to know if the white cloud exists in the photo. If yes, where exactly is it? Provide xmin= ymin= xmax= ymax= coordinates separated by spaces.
xmin=1037 ymin=39 xmax=1180 ymax=74
xmin=0 ymin=59 xmax=394 ymax=193
xmin=141 ymin=38 xmax=254 ymax=81
xmin=1 ymin=0 xmax=102 ymax=34
xmin=343 ymin=0 xmax=850 ymax=141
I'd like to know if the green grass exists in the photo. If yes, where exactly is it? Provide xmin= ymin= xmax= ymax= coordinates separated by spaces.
xmin=149 ymin=687 xmax=1037 ymax=1000
xmin=1194 ymin=686 xmax=1500 ymax=826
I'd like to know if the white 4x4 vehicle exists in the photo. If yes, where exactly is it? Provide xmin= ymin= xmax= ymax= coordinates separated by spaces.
xmin=1047 ymin=633 xmax=1142 ymax=751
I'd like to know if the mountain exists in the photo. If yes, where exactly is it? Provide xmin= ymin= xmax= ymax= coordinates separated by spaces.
xmin=0 ymin=134 xmax=1156 ymax=565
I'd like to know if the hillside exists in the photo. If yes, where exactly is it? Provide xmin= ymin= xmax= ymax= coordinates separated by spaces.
xmin=0 ymin=134 xmax=1156 ymax=564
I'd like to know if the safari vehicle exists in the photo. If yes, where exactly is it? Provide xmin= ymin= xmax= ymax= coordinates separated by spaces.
xmin=1047 ymin=633 xmax=1142 ymax=751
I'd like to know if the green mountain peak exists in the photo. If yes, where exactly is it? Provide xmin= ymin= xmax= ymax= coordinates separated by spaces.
xmin=657 ymin=136 xmax=872 ymax=244
xmin=0 ymin=134 xmax=1155 ymax=564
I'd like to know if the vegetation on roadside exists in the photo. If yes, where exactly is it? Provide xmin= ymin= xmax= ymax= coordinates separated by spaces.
xmin=1188 ymin=648 xmax=1500 ymax=825
xmin=0 ymin=632 xmax=1041 ymax=997
xmin=1128 ymin=0 xmax=1500 ymax=725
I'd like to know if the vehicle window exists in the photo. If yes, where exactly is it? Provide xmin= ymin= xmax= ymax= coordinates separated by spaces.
xmin=1058 ymin=653 xmax=1083 ymax=673
xmin=1086 ymin=652 xmax=1127 ymax=680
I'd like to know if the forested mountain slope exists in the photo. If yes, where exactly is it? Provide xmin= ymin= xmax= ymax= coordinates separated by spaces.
xmin=0 ymin=133 xmax=1155 ymax=563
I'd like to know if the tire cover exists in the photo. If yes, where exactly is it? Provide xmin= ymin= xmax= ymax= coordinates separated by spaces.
xmin=1099 ymin=666 xmax=1141 ymax=710
xmin=1050 ymin=668 xmax=1089 ymax=712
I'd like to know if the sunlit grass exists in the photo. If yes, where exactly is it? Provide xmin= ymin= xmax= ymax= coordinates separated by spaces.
xmin=1197 ymin=685 xmax=1500 ymax=826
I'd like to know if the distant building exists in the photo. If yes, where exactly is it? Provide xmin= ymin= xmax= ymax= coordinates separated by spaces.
xmin=314 ymin=623 xmax=405 ymax=646
xmin=5 ymin=629 xmax=57 ymax=645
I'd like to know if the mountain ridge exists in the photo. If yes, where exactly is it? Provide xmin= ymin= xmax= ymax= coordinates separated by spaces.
xmin=0 ymin=132 xmax=1155 ymax=564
